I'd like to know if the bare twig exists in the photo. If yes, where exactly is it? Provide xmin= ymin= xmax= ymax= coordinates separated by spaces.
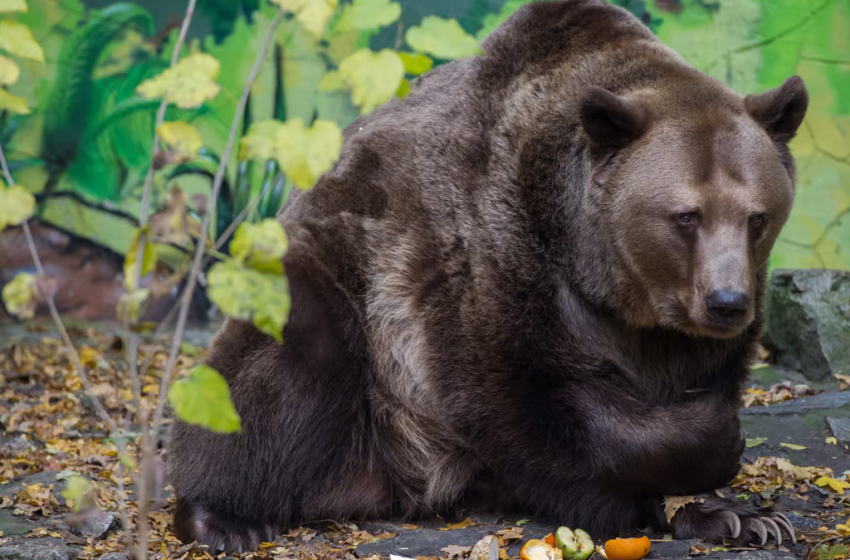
xmin=129 ymin=3 xmax=198 ymax=558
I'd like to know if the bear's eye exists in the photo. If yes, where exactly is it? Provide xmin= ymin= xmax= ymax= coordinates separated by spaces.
xmin=749 ymin=213 xmax=767 ymax=229
xmin=675 ymin=212 xmax=699 ymax=228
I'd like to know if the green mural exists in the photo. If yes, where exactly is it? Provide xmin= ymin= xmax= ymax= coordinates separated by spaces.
xmin=1 ymin=0 xmax=848 ymax=270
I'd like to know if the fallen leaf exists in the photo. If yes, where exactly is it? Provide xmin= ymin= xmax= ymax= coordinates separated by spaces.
xmin=515 ymin=519 xmax=530 ymax=526
xmin=746 ymin=437 xmax=767 ymax=448
xmin=496 ymin=527 xmax=524 ymax=542
xmin=439 ymin=517 xmax=478 ymax=530
xmin=402 ymin=524 xmax=419 ymax=530
xmin=780 ymin=443 xmax=807 ymax=450
xmin=441 ymin=545 xmax=471 ymax=558
xmin=826 ymin=437 xmax=838 ymax=445
xmin=663 ymin=495 xmax=701 ymax=523
xmin=814 ymin=476 xmax=850 ymax=494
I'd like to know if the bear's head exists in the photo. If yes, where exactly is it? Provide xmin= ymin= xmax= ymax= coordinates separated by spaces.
xmin=581 ymin=76 xmax=808 ymax=339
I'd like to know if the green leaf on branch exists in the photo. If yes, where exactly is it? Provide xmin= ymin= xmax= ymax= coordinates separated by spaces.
xmin=0 ymin=86 xmax=29 ymax=114
xmin=124 ymin=227 xmax=157 ymax=291
xmin=396 ymin=78 xmax=411 ymax=99
xmin=399 ymin=52 xmax=433 ymax=75
xmin=0 ymin=182 xmax=35 ymax=230
xmin=0 ymin=54 xmax=20 ymax=86
xmin=405 ymin=16 xmax=482 ymax=60
xmin=338 ymin=48 xmax=403 ymax=114
xmin=0 ymin=0 xmax=28 ymax=13
xmin=334 ymin=0 xmax=401 ymax=32
xmin=240 ymin=119 xmax=343 ymax=190
xmin=167 ymin=365 xmax=241 ymax=433
xmin=0 ymin=20 xmax=44 ymax=61
xmin=230 ymin=219 xmax=288 ymax=274
xmin=137 ymin=52 xmax=221 ymax=109
xmin=208 ymin=260 xmax=290 ymax=342
xmin=60 ymin=475 xmax=91 ymax=512
xmin=2 ymin=272 xmax=36 ymax=319
xmin=272 ymin=0 xmax=338 ymax=38
xmin=117 ymin=288 xmax=150 ymax=324
xmin=158 ymin=121 xmax=202 ymax=163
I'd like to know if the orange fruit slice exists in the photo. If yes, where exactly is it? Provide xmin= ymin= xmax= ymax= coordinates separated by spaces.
xmin=544 ymin=533 xmax=556 ymax=548
xmin=602 ymin=536 xmax=651 ymax=560
xmin=520 ymin=539 xmax=563 ymax=560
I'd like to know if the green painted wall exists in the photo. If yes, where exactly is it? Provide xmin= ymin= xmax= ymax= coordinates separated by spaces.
xmin=2 ymin=0 xmax=848 ymax=270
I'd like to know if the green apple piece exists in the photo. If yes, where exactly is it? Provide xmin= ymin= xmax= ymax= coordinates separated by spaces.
xmin=555 ymin=527 xmax=579 ymax=559
xmin=572 ymin=529 xmax=594 ymax=560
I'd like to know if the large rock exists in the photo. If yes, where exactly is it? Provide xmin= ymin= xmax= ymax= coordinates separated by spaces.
xmin=0 ymin=538 xmax=71 ymax=560
xmin=763 ymin=269 xmax=850 ymax=382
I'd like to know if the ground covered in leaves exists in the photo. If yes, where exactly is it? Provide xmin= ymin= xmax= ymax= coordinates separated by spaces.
xmin=1 ymin=325 xmax=849 ymax=560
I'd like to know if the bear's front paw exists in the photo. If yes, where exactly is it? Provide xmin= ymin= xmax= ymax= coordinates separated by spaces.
xmin=174 ymin=499 xmax=277 ymax=552
xmin=670 ymin=497 xmax=796 ymax=546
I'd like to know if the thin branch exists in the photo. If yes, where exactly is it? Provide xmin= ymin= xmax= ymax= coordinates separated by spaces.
xmin=130 ymin=4 xmax=198 ymax=559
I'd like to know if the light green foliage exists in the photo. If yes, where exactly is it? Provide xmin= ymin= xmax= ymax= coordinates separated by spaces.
xmin=272 ymin=0 xmax=338 ymax=38
xmin=208 ymin=260 xmax=291 ymax=342
xmin=0 ymin=20 xmax=44 ymax=61
xmin=157 ymin=121 xmax=202 ymax=163
xmin=60 ymin=475 xmax=91 ymax=511
xmin=0 ymin=182 xmax=35 ymax=230
xmin=334 ymin=0 xmax=401 ymax=32
xmin=123 ymin=226 xmax=157 ymax=291
xmin=230 ymin=219 xmax=288 ymax=274
xmin=398 ymin=52 xmax=433 ymax=75
xmin=117 ymin=288 xmax=150 ymax=324
xmin=476 ymin=0 xmax=533 ymax=41
xmin=336 ymin=48 xmax=404 ymax=114
xmin=136 ymin=52 xmax=221 ymax=109
xmin=167 ymin=365 xmax=241 ymax=433
xmin=745 ymin=437 xmax=767 ymax=448
xmin=1 ymin=272 xmax=37 ymax=319
xmin=240 ymin=119 xmax=343 ymax=190
xmin=0 ymin=0 xmax=28 ymax=13
xmin=405 ymin=16 xmax=482 ymax=60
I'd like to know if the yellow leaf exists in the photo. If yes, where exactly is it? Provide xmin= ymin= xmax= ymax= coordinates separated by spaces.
xmin=117 ymin=289 xmax=150 ymax=324
xmin=0 ymin=20 xmax=44 ymax=61
xmin=338 ymin=49 xmax=404 ymax=114
xmin=124 ymin=227 xmax=158 ymax=291
xmin=157 ymin=121 xmax=202 ymax=163
xmin=230 ymin=219 xmax=288 ymax=274
xmin=271 ymin=0 xmax=338 ymax=38
xmin=0 ymin=54 xmax=20 ymax=86
xmin=137 ymin=53 xmax=220 ymax=109
xmin=1 ymin=272 xmax=36 ymax=319
xmin=439 ymin=517 xmax=478 ymax=531
xmin=0 ymin=0 xmax=27 ymax=11
xmin=0 ymin=86 xmax=29 ymax=114
xmin=826 ymin=437 xmax=838 ymax=445
xmin=0 ymin=182 xmax=35 ymax=229
xmin=779 ymin=443 xmax=807 ymax=450
xmin=240 ymin=119 xmax=343 ymax=190
xmin=814 ymin=476 xmax=850 ymax=493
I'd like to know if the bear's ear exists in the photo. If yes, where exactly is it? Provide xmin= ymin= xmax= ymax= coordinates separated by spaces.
xmin=744 ymin=75 xmax=808 ymax=144
xmin=580 ymin=86 xmax=648 ymax=150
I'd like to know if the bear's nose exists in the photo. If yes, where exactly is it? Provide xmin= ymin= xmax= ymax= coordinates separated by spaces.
xmin=705 ymin=290 xmax=749 ymax=320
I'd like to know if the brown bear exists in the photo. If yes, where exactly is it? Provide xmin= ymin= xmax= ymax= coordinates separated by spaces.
xmin=168 ymin=0 xmax=808 ymax=552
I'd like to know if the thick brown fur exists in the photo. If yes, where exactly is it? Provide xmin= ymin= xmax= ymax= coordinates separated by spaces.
xmin=168 ymin=0 xmax=808 ymax=551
